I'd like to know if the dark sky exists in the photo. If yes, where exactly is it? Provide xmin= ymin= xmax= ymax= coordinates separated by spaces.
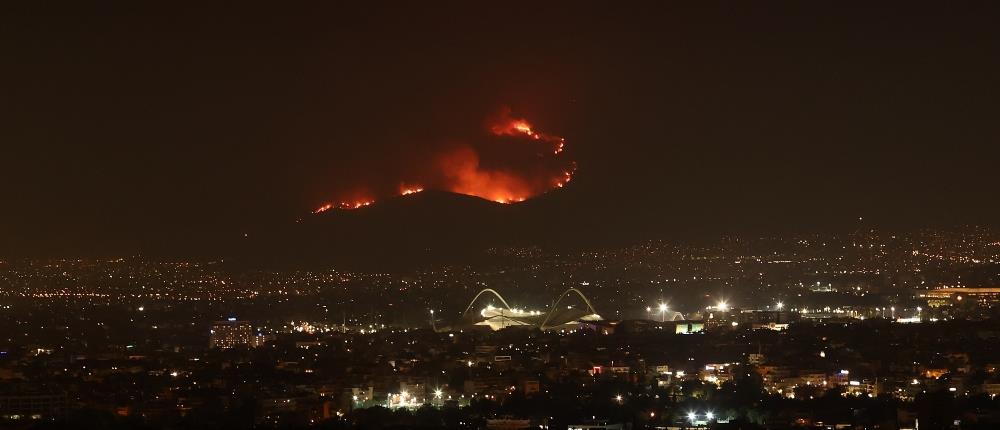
xmin=2 ymin=2 xmax=999 ymax=256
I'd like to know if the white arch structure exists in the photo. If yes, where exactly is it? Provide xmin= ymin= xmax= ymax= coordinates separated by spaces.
xmin=540 ymin=288 xmax=600 ymax=330
xmin=462 ymin=288 xmax=513 ymax=316
xmin=459 ymin=288 xmax=602 ymax=330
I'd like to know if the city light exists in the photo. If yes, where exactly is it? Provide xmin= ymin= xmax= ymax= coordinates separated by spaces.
xmin=775 ymin=301 xmax=784 ymax=310
xmin=687 ymin=411 xmax=697 ymax=422
xmin=657 ymin=303 xmax=669 ymax=322
xmin=717 ymin=301 xmax=729 ymax=312
xmin=706 ymin=411 xmax=715 ymax=420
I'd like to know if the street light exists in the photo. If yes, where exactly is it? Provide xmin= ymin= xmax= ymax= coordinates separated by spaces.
xmin=658 ymin=303 xmax=668 ymax=322
xmin=706 ymin=411 xmax=715 ymax=420
xmin=687 ymin=411 xmax=697 ymax=422
xmin=775 ymin=301 xmax=784 ymax=310
xmin=717 ymin=301 xmax=729 ymax=312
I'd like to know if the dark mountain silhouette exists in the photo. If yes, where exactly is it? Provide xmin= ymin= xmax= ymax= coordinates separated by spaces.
xmin=232 ymin=190 xmax=561 ymax=268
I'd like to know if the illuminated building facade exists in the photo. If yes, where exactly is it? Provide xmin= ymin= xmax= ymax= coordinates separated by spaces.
xmin=209 ymin=319 xmax=261 ymax=349
xmin=923 ymin=287 xmax=1000 ymax=308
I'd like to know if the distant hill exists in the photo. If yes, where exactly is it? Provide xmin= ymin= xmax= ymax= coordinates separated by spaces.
xmin=233 ymin=190 xmax=548 ymax=268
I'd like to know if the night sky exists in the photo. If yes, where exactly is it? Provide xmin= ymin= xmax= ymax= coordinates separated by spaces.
xmin=3 ymin=3 xmax=999 ymax=256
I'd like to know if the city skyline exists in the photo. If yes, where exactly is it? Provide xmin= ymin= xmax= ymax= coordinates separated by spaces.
xmin=2 ymin=227 xmax=1000 ymax=428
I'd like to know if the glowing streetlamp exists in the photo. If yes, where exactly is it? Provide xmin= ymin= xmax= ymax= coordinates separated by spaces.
xmin=775 ymin=301 xmax=784 ymax=310
xmin=658 ymin=303 xmax=668 ymax=322
xmin=717 ymin=301 xmax=729 ymax=312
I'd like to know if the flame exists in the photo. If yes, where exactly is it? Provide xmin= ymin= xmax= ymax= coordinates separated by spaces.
xmin=313 ymin=200 xmax=374 ymax=213
xmin=490 ymin=115 xmax=566 ymax=156
xmin=313 ymin=109 xmax=574 ymax=213
xmin=400 ymin=186 xmax=424 ymax=196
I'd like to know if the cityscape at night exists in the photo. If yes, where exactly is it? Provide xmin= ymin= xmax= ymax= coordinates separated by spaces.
xmin=3 ymin=228 xmax=1000 ymax=429
xmin=3 ymin=2 xmax=1000 ymax=430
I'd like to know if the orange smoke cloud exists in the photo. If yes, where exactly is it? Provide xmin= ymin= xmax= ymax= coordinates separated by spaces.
xmin=436 ymin=146 xmax=531 ymax=204
xmin=314 ymin=108 xmax=575 ymax=212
